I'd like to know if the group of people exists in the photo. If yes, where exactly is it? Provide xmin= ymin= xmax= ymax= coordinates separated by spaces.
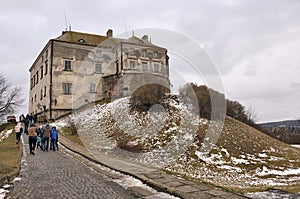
xmin=18 ymin=113 xmax=38 ymax=134
xmin=28 ymin=123 xmax=59 ymax=155
xmin=16 ymin=113 xmax=59 ymax=155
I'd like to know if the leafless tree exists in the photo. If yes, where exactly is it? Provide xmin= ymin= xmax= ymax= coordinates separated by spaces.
xmin=246 ymin=106 xmax=258 ymax=123
xmin=0 ymin=74 xmax=24 ymax=118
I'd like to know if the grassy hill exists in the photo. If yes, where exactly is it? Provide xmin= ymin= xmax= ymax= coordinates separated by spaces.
xmin=169 ymin=117 xmax=300 ymax=193
xmin=0 ymin=123 xmax=22 ymax=186
xmin=54 ymin=96 xmax=300 ymax=193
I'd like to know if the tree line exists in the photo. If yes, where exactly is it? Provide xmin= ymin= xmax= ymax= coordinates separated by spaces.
xmin=179 ymin=83 xmax=259 ymax=129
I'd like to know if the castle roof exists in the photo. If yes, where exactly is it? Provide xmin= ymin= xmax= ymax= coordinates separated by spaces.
xmin=54 ymin=31 xmax=164 ymax=49
xmin=55 ymin=31 xmax=108 ymax=46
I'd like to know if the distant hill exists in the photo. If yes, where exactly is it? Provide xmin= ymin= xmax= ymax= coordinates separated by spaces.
xmin=54 ymin=96 xmax=300 ymax=193
xmin=259 ymin=119 xmax=300 ymax=128
xmin=259 ymin=120 xmax=300 ymax=144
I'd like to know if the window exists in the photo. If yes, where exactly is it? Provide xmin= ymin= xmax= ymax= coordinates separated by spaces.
xmin=154 ymin=63 xmax=160 ymax=73
xmin=63 ymin=83 xmax=72 ymax=94
xmin=116 ymin=62 xmax=119 ymax=72
xmin=129 ymin=48 xmax=135 ymax=55
xmin=44 ymin=86 xmax=46 ymax=97
xmin=30 ymin=78 xmax=33 ymax=90
xmin=153 ymin=51 xmax=158 ymax=58
xmin=161 ymin=66 xmax=166 ymax=74
xmin=142 ymin=49 xmax=147 ymax=57
xmin=89 ymin=83 xmax=96 ymax=93
xmin=40 ymin=66 xmax=43 ymax=79
xmin=95 ymin=63 xmax=102 ymax=74
xmin=46 ymin=50 xmax=48 ymax=58
xmin=142 ymin=62 xmax=148 ymax=72
xmin=64 ymin=60 xmax=72 ymax=71
xmin=40 ymin=89 xmax=43 ymax=100
xmin=45 ymin=61 xmax=48 ymax=75
xmin=31 ymin=97 xmax=33 ymax=104
xmin=123 ymin=87 xmax=129 ymax=91
xmin=34 ymin=94 xmax=37 ymax=102
xmin=130 ymin=61 xmax=136 ymax=69
xmin=33 ymin=75 xmax=35 ymax=87
xmin=95 ymin=51 xmax=102 ymax=58
xmin=36 ymin=71 xmax=39 ymax=84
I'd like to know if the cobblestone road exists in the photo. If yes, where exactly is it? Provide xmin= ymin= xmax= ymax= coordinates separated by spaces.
xmin=6 ymin=134 xmax=140 ymax=199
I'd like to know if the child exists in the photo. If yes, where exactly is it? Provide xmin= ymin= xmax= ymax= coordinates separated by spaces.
xmin=36 ymin=134 xmax=42 ymax=149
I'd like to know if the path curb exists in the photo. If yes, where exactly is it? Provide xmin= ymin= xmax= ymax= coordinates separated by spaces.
xmin=59 ymin=135 xmax=249 ymax=199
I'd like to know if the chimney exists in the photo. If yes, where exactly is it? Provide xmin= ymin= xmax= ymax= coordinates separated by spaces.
xmin=142 ymin=35 xmax=148 ymax=42
xmin=106 ymin=29 xmax=113 ymax=38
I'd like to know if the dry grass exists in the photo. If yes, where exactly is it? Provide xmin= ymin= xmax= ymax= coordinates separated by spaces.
xmin=60 ymin=126 xmax=84 ymax=146
xmin=58 ymin=96 xmax=300 ymax=194
xmin=0 ymin=123 xmax=22 ymax=179
xmin=168 ymin=117 xmax=300 ymax=193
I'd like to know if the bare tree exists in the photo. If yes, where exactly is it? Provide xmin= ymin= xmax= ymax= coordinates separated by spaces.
xmin=0 ymin=74 xmax=24 ymax=118
xmin=246 ymin=106 xmax=258 ymax=123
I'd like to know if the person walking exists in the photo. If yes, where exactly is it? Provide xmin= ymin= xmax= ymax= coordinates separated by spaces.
xmin=14 ymin=122 xmax=23 ymax=144
xmin=50 ymin=126 xmax=58 ymax=151
xmin=19 ymin=114 xmax=25 ymax=122
xmin=24 ymin=114 xmax=30 ymax=134
xmin=36 ymin=125 xmax=42 ymax=150
xmin=41 ymin=123 xmax=52 ymax=151
xmin=28 ymin=123 xmax=38 ymax=155
xmin=19 ymin=114 xmax=25 ymax=127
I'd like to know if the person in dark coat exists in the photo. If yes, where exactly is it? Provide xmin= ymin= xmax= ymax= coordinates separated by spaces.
xmin=24 ymin=114 xmax=30 ymax=133
xmin=41 ymin=123 xmax=52 ymax=151
xmin=50 ymin=126 xmax=58 ymax=151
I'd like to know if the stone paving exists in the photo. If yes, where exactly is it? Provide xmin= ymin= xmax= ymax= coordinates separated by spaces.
xmin=59 ymin=135 xmax=249 ymax=199
xmin=5 ymin=134 xmax=140 ymax=199
xmin=5 ymin=133 xmax=249 ymax=199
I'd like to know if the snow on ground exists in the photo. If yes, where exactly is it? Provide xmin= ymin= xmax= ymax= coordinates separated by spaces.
xmin=0 ymin=188 xmax=9 ymax=199
xmin=54 ymin=95 xmax=300 ymax=192
xmin=247 ymin=189 xmax=300 ymax=199
xmin=256 ymin=166 xmax=300 ymax=176
xmin=291 ymin=145 xmax=300 ymax=148
xmin=0 ymin=129 xmax=13 ymax=143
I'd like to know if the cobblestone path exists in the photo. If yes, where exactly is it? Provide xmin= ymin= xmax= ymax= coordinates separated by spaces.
xmin=6 ymin=134 xmax=140 ymax=199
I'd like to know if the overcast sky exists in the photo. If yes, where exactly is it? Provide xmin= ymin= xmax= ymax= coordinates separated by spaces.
xmin=1 ymin=0 xmax=300 ymax=123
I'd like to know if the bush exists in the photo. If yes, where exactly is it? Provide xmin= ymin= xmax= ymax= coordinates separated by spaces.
xmin=130 ymin=83 xmax=170 ymax=112
xmin=179 ymin=83 xmax=258 ymax=128
xmin=179 ymin=83 xmax=225 ymax=120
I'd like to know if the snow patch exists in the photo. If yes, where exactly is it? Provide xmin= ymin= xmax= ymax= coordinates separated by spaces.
xmin=231 ymin=157 xmax=251 ymax=165
xmin=0 ymin=129 xmax=13 ymax=142
xmin=217 ymin=165 xmax=242 ymax=172
xmin=291 ymin=145 xmax=300 ymax=148
xmin=256 ymin=166 xmax=300 ymax=176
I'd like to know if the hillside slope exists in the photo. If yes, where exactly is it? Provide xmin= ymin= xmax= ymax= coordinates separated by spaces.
xmin=54 ymin=96 xmax=300 ymax=193
xmin=169 ymin=117 xmax=300 ymax=192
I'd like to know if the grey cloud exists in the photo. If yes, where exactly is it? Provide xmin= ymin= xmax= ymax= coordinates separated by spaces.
xmin=1 ymin=0 xmax=300 ymax=122
xmin=291 ymin=82 xmax=300 ymax=89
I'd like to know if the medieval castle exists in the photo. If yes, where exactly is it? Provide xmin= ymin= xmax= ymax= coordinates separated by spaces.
xmin=29 ymin=29 xmax=170 ymax=120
